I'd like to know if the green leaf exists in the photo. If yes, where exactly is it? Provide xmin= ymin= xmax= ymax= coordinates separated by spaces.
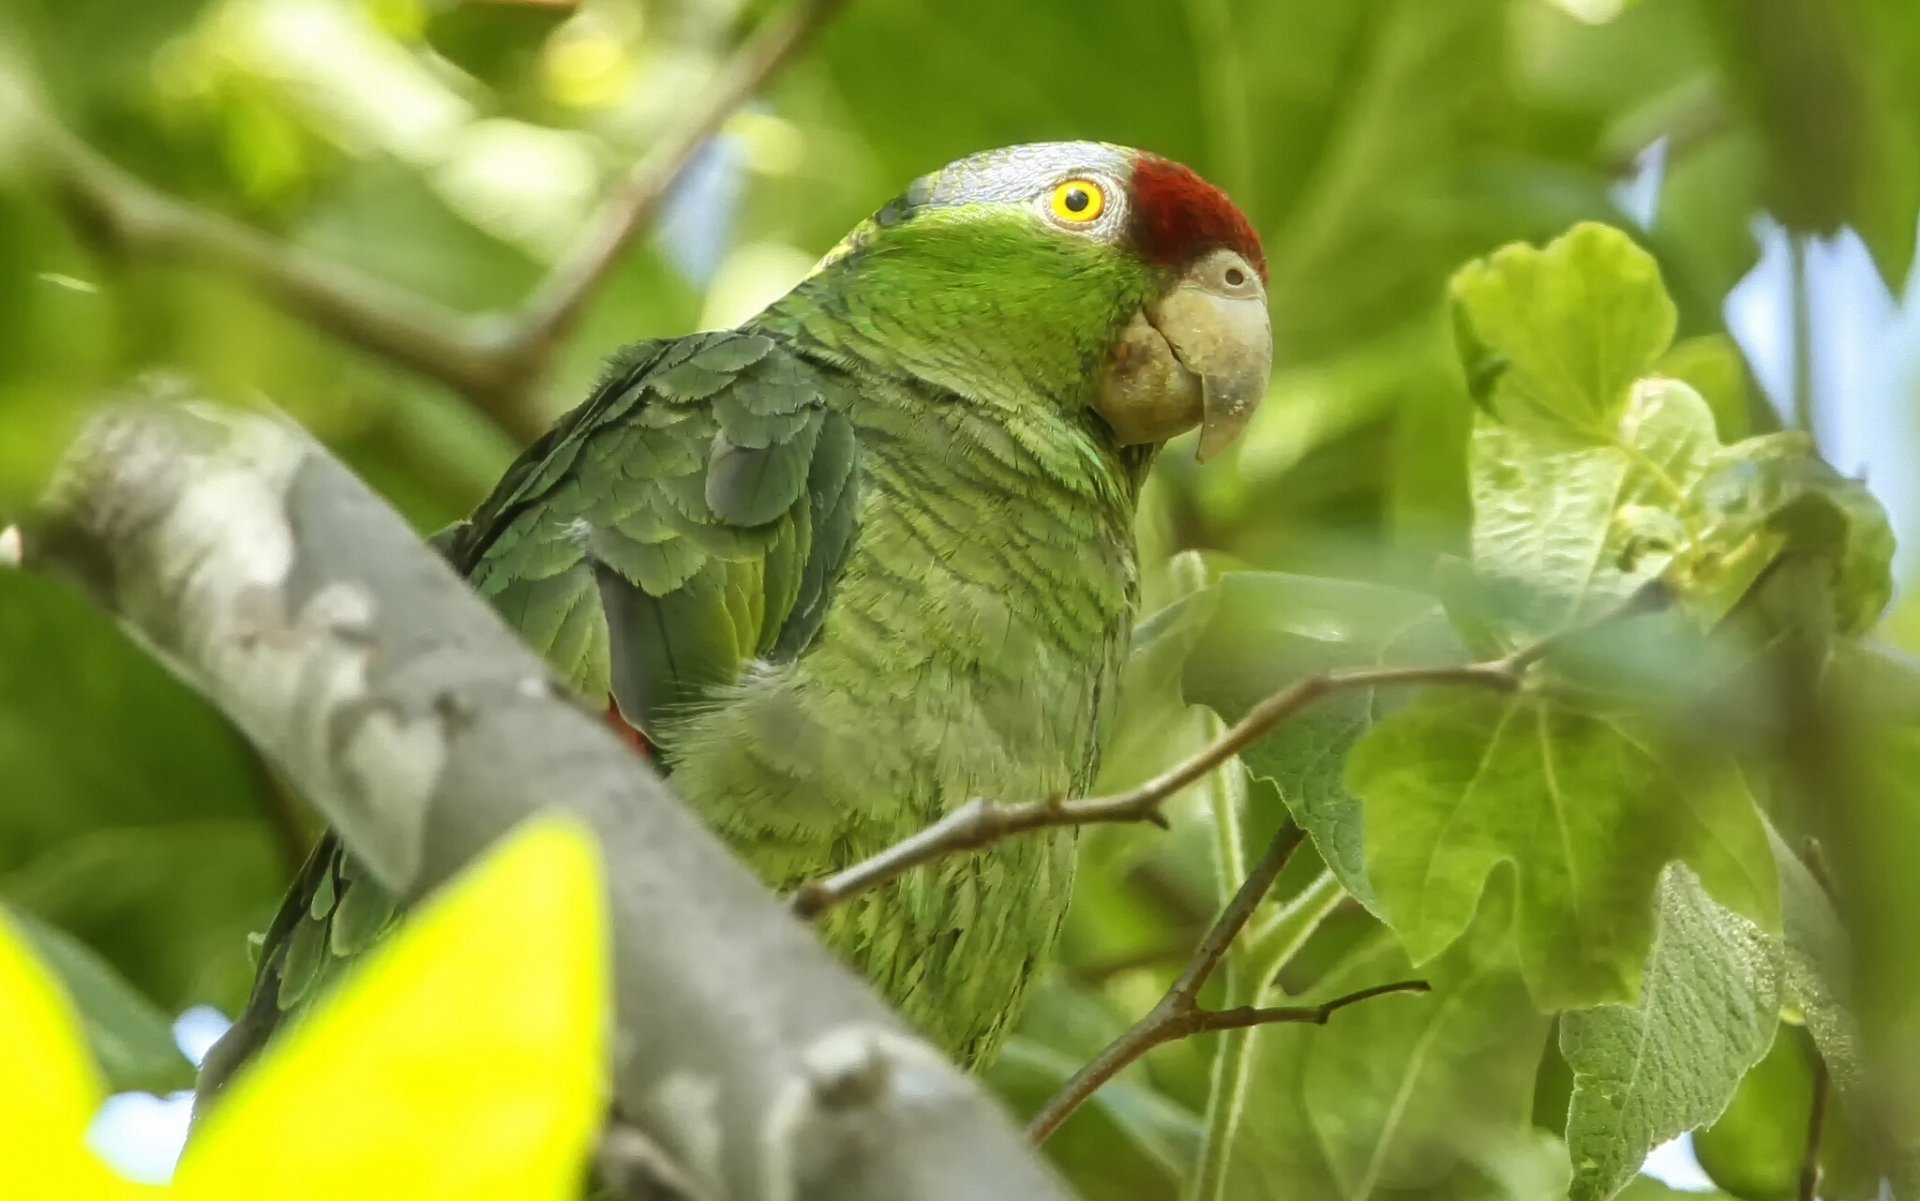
xmin=1469 ymin=377 xmax=1720 ymax=637
xmin=1350 ymin=691 xmax=1778 ymax=1009
xmin=1693 ymin=1024 xmax=1883 ymax=1201
xmin=0 ymin=572 xmax=287 ymax=1012
xmin=1561 ymin=866 xmax=1781 ymax=1201
xmin=1 ymin=902 xmax=194 ymax=1094
xmin=1449 ymin=223 xmax=1677 ymax=434
xmin=1140 ymin=572 xmax=1463 ymax=912
xmin=1691 ymin=433 xmax=1895 ymax=635
xmin=1766 ymin=826 xmax=1854 ymax=1076
xmin=1652 ymin=334 xmax=1755 ymax=442
xmin=1695 ymin=0 xmax=1920 ymax=288
xmin=1223 ymin=906 xmax=1568 ymax=1199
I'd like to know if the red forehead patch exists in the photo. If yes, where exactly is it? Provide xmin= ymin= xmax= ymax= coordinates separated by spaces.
xmin=1128 ymin=155 xmax=1267 ymax=282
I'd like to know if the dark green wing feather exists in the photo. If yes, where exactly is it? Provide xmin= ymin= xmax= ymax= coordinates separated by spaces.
xmin=196 ymin=331 xmax=862 ymax=1114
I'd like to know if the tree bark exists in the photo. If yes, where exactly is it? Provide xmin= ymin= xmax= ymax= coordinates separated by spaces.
xmin=15 ymin=385 xmax=1074 ymax=1201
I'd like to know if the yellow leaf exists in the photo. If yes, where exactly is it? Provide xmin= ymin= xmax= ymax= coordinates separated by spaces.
xmin=178 ymin=817 xmax=609 ymax=1201
xmin=0 ymin=911 xmax=141 ymax=1199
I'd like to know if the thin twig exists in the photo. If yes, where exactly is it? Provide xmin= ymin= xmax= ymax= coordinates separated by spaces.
xmin=1789 ymin=232 xmax=1818 ymax=447
xmin=792 ymin=580 xmax=1676 ymax=921
xmin=1800 ymin=1053 xmax=1830 ymax=1201
xmin=1023 ymin=823 xmax=1426 ymax=1143
xmin=789 ymin=664 xmax=1513 ymax=918
xmin=502 ymin=0 xmax=847 ymax=370
xmin=38 ymin=116 xmax=510 ymax=413
xmin=22 ymin=0 xmax=845 ymax=444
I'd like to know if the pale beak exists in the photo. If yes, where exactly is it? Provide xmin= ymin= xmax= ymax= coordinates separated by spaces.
xmin=1092 ymin=248 xmax=1272 ymax=461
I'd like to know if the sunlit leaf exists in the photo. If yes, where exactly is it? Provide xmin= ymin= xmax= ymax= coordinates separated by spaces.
xmin=1469 ymin=378 xmax=1717 ymax=638
xmin=1450 ymin=223 xmax=1676 ymax=434
xmin=1691 ymin=432 xmax=1895 ymax=635
xmin=177 ymin=817 xmax=608 ymax=1201
xmin=0 ymin=908 xmax=138 ymax=1200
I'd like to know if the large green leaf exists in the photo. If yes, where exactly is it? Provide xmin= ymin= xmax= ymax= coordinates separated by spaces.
xmin=1223 ymin=905 xmax=1566 ymax=1199
xmin=1561 ymin=866 xmax=1781 ymax=1201
xmin=1455 ymin=225 xmax=1893 ymax=639
xmin=1349 ymin=691 xmax=1778 ymax=1009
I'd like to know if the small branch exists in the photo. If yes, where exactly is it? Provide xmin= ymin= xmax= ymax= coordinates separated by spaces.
xmin=35 ymin=117 xmax=513 ymax=419
xmin=794 ymin=580 xmax=1677 ymax=922
xmin=1023 ymin=824 xmax=1428 ymax=1143
xmin=1801 ymin=1053 xmax=1830 ymax=1201
xmin=790 ymin=663 xmax=1514 ymax=919
xmin=21 ymin=0 xmax=845 ymax=444
xmin=502 ymin=0 xmax=847 ymax=370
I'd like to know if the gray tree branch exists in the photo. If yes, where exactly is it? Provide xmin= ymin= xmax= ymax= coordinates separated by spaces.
xmin=10 ymin=387 xmax=1073 ymax=1201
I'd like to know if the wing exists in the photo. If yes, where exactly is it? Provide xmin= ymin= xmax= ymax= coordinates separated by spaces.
xmin=444 ymin=330 xmax=861 ymax=737
xmin=195 ymin=332 xmax=863 ymax=1114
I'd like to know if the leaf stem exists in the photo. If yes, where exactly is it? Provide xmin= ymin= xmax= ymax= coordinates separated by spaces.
xmin=1799 ymin=1051 xmax=1829 ymax=1201
xmin=1189 ymin=868 xmax=1345 ymax=1201
xmin=1243 ymin=869 xmax=1349 ymax=1000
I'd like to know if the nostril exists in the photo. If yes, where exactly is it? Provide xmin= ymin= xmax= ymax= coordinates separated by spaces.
xmin=1223 ymin=267 xmax=1246 ymax=287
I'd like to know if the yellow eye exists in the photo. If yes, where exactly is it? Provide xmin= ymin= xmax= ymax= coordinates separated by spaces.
xmin=1049 ymin=179 xmax=1106 ymax=224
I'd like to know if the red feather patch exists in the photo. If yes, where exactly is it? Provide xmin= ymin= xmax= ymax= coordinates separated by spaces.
xmin=604 ymin=698 xmax=655 ymax=760
xmin=1127 ymin=155 xmax=1267 ymax=282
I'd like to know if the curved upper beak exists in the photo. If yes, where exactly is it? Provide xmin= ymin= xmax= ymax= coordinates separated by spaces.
xmin=1092 ymin=248 xmax=1272 ymax=462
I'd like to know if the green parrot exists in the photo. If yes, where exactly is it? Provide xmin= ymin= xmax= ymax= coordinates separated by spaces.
xmin=197 ymin=140 xmax=1270 ymax=1099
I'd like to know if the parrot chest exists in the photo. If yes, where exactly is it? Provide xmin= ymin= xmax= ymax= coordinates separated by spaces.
xmin=662 ymin=403 xmax=1140 ymax=1062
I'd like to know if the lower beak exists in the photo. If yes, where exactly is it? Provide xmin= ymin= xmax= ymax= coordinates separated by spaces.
xmin=1092 ymin=270 xmax=1272 ymax=461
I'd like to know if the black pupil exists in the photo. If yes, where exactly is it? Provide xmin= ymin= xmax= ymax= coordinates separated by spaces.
xmin=1064 ymin=187 xmax=1090 ymax=213
xmin=1225 ymin=268 xmax=1246 ymax=286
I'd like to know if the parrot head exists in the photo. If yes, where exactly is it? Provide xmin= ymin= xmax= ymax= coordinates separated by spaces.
xmin=790 ymin=142 xmax=1271 ymax=461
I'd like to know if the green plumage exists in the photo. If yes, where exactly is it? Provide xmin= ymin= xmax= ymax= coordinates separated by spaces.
xmin=200 ymin=142 xmax=1238 ymax=1101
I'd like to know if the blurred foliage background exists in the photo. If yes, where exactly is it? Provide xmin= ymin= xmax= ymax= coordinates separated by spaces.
xmin=2 ymin=0 xmax=1919 ymax=1198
